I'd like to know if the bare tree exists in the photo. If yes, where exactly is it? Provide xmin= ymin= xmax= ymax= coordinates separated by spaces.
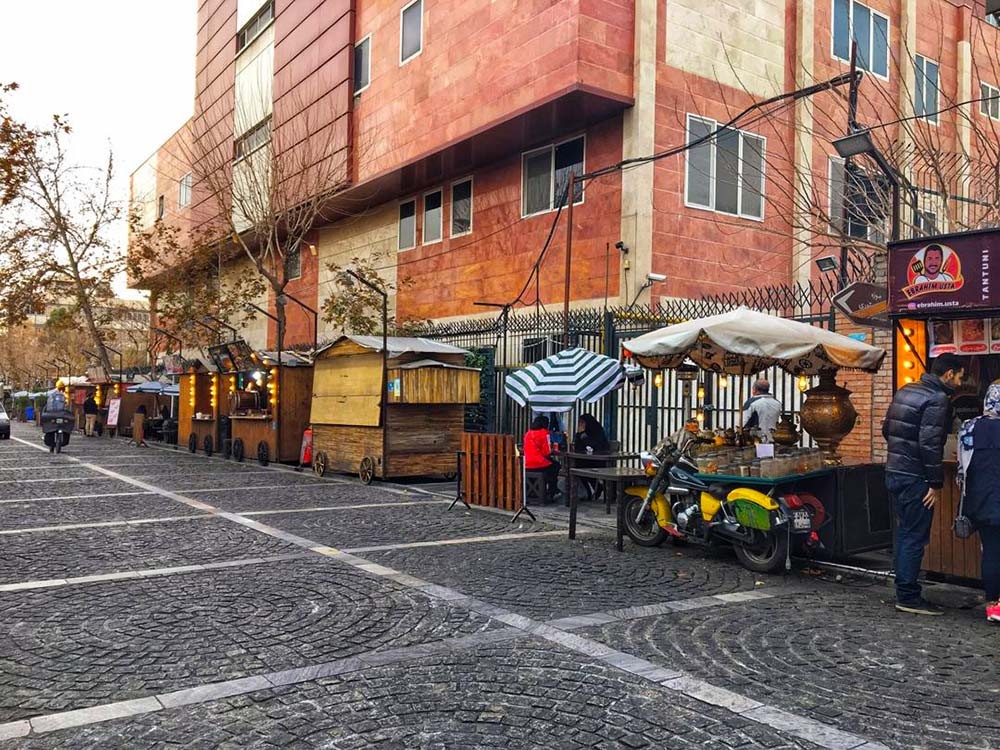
xmin=0 ymin=121 xmax=122 ymax=376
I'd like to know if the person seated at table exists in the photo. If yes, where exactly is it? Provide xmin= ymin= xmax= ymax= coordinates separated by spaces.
xmin=524 ymin=415 xmax=560 ymax=503
xmin=573 ymin=414 xmax=611 ymax=500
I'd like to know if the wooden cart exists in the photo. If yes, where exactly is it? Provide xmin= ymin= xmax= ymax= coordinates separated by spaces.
xmin=310 ymin=336 xmax=479 ymax=483
xmin=228 ymin=355 xmax=314 ymax=465
xmin=178 ymin=366 xmax=229 ymax=456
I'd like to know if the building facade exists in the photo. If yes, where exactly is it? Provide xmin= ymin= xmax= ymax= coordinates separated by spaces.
xmin=130 ymin=0 xmax=1000 ymax=347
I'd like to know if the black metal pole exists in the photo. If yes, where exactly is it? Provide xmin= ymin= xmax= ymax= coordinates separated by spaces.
xmin=280 ymin=291 xmax=319 ymax=350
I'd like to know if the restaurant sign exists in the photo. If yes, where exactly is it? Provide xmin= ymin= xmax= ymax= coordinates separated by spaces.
xmin=889 ymin=230 xmax=999 ymax=314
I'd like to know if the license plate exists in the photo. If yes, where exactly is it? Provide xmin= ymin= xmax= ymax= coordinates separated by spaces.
xmin=55 ymin=419 xmax=66 ymax=425
xmin=792 ymin=509 xmax=812 ymax=531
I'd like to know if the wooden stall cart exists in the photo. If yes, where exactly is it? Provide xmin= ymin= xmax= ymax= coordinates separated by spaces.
xmin=311 ymin=336 xmax=479 ymax=483
xmin=228 ymin=355 xmax=314 ymax=465
xmin=179 ymin=367 xmax=229 ymax=456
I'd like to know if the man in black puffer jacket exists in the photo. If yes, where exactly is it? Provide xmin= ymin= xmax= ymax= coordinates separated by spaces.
xmin=882 ymin=352 xmax=964 ymax=616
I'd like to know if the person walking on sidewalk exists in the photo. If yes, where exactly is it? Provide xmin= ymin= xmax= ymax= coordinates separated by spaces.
xmin=957 ymin=384 xmax=1000 ymax=623
xmin=882 ymin=353 xmax=965 ymax=616
xmin=83 ymin=394 xmax=99 ymax=437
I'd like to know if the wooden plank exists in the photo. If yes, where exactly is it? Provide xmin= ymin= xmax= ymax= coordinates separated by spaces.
xmin=390 ymin=367 xmax=480 ymax=405
xmin=312 ymin=424 xmax=383 ymax=475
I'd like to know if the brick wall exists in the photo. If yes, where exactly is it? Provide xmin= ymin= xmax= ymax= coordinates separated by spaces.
xmin=833 ymin=314 xmax=894 ymax=463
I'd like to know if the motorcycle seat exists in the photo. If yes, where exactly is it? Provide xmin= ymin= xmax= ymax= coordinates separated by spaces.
xmin=707 ymin=484 xmax=730 ymax=502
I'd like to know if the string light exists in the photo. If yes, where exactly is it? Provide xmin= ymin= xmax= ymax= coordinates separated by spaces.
xmin=653 ymin=372 xmax=664 ymax=388
xmin=696 ymin=410 xmax=705 ymax=424
xmin=903 ymin=360 xmax=915 ymax=369
xmin=697 ymin=386 xmax=705 ymax=400
xmin=210 ymin=374 xmax=219 ymax=410
xmin=267 ymin=367 xmax=279 ymax=407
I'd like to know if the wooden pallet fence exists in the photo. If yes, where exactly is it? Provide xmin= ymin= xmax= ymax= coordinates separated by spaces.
xmin=461 ymin=432 xmax=522 ymax=510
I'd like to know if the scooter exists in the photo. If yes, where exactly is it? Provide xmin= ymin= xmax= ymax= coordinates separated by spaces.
xmin=622 ymin=437 xmax=824 ymax=573
xmin=40 ymin=390 xmax=73 ymax=454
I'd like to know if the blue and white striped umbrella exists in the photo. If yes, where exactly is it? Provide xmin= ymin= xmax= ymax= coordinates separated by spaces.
xmin=504 ymin=348 xmax=624 ymax=413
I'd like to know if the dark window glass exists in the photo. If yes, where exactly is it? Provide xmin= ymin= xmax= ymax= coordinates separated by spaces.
xmin=523 ymin=150 xmax=552 ymax=215
xmin=401 ymin=0 xmax=422 ymax=62
xmin=686 ymin=117 xmax=713 ymax=208
xmin=354 ymin=37 xmax=370 ymax=92
xmin=554 ymin=137 xmax=585 ymax=206
xmin=451 ymin=180 xmax=472 ymax=235
xmin=423 ymin=190 xmax=442 ymax=243
xmin=398 ymin=200 xmax=416 ymax=249
xmin=853 ymin=2 xmax=871 ymax=71
xmin=833 ymin=0 xmax=851 ymax=60
xmin=714 ymin=128 xmax=740 ymax=215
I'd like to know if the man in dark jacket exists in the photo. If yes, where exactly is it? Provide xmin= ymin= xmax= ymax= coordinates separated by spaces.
xmin=83 ymin=394 xmax=99 ymax=437
xmin=882 ymin=353 xmax=964 ymax=615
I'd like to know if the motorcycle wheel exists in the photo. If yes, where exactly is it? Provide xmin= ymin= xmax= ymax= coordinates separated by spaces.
xmin=623 ymin=495 xmax=669 ymax=547
xmin=733 ymin=530 xmax=788 ymax=574
xmin=54 ymin=432 xmax=62 ymax=454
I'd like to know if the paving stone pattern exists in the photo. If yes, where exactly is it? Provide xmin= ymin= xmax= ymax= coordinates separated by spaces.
xmin=584 ymin=589 xmax=1000 ymax=750
xmin=0 ymin=517 xmax=300 ymax=584
xmin=0 ymin=557 xmax=496 ymax=722
xmin=367 ymin=535 xmax=801 ymax=618
xmin=182 ymin=483 xmax=425 ymax=513
xmin=18 ymin=638 xmax=825 ymax=750
xmin=0 ymin=494 xmax=191 ymax=530
xmin=260 ymin=503 xmax=551 ymax=549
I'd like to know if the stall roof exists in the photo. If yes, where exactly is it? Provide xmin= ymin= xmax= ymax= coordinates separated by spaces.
xmin=395 ymin=358 xmax=479 ymax=371
xmin=318 ymin=336 xmax=470 ymax=358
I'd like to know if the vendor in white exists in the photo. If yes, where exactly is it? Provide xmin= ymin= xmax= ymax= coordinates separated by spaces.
xmin=742 ymin=378 xmax=782 ymax=442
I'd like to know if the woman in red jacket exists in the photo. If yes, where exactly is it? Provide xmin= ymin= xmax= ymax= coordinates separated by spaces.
xmin=524 ymin=415 xmax=561 ymax=502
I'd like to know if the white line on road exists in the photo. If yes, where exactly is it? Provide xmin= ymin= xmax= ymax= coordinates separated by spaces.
xmin=0 ymin=514 xmax=212 ymax=535
xmin=239 ymin=500 xmax=447 ymax=516
xmin=342 ymin=529 xmax=569 ymax=554
xmin=0 ymin=491 xmax=156 ymax=505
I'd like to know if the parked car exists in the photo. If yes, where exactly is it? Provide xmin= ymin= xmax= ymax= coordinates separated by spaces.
xmin=0 ymin=403 xmax=10 ymax=439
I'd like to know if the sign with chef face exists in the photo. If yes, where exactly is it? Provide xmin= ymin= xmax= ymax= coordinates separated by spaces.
xmin=890 ymin=230 xmax=999 ymax=313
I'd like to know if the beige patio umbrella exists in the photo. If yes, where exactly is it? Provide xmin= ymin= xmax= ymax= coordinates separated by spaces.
xmin=622 ymin=308 xmax=886 ymax=375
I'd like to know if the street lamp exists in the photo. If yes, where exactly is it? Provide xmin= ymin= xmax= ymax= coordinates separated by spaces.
xmin=832 ymin=129 xmax=900 ymax=244
xmin=340 ymin=270 xmax=389 ymax=452
xmin=277 ymin=292 xmax=319 ymax=351
xmin=103 ymin=344 xmax=124 ymax=387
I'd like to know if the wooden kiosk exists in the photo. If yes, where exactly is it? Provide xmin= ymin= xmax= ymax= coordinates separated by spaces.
xmin=310 ymin=336 xmax=479 ymax=482
xmin=227 ymin=351 xmax=314 ymax=465
xmin=889 ymin=228 xmax=1000 ymax=582
xmin=178 ymin=363 xmax=229 ymax=456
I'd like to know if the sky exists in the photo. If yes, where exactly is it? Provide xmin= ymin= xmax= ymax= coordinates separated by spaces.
xmin=0 ymin=0 xmax=198 ymax=298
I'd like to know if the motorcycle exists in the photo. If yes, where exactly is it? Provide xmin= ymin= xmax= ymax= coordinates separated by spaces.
xmin=622 ymin=437 xmax=824 ymax=573
xmin=41 ymin=390 xmax=73 ymax=454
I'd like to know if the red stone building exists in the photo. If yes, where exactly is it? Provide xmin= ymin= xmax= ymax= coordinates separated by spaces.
xmin=129 ymin=0 xmax=1000 ymax=458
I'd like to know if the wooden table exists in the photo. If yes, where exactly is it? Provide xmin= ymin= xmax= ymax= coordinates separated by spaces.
xmin=563 ymin=450 xmax=639 ymax=508
xmin=569 ymin=465 xmax=649 ymax=543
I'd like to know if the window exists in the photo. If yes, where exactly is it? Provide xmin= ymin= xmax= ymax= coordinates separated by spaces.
xmin=237 ymin=1 xmax=275 ymax=53
xmin=234 ymin=118 xmax=271 ymax=161
xmin=833 ymin=0 xmax=889 ymax=78
xmin=828 ymin=157 xmax=887 ymax=241
xmin=354 ymin=35 xmax=371 ymax=94
xmin=398 ymin=199 xmax=416 ymax=250
xmin=451 ymin=178 xmax=473 ymax=236
xmin=178 ymin=173 xmax=192 ymax=208
xmin=915 ymin=209 xmax=938 ymax=236
xmin=521 ymin=136 xmax=585 ymax=217
xmin=914 ymin=55 xmax=940 ymax=122
xmin=400 ymin=0 xmax=422 ymax=64
xmin=989 ymin=12 xmax=1000 ymax=28
xmin=423 ymin=189 xmax=442 ymax=244
xmin=284 ymin=244 xmax=301 ymax=280
xmin=981 ymin=82 xmax=1000 ymax=120
xmin=156 ymin=195 xmax=165 ymax=220
xmin=685 ymin=115 xmax=765 ymax=220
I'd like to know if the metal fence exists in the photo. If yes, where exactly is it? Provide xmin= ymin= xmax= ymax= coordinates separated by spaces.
xmin=425 ymin=279 xmax=838 ymax=455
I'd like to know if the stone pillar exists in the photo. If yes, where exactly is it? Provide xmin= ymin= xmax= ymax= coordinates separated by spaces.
xmin=792 ymin=0 xmax=816 ymax=286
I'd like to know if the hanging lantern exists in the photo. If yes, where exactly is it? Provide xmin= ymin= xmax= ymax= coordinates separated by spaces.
xmin=697 ymin=385 xmax=705 ymax=400
xmin=653 ymin=372 xmax=664 ymax=388
xmin=797 ymin=375 xmax=809 ymax=393
xmin=719 ymin=375 xmax=729 ymax=389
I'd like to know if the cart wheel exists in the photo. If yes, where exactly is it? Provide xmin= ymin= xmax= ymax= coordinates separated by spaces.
xmin=359 ymin=456 xmax=375 ymax=485
xmin=232 ymin=438 xmax=245 ymax=462
xmin=443 ymin=471 xmax=457 ymax=481
xmin=203 ymin=435 xmax=214 ymax=457
xmin=222 ymin=439 xmax=232 ymax=460
xmin=187 ymin=433 xmax=197 ymax=453
xmin=313 ymin=451 xmax=328 ymax=477
xmin=257 ymin=441 xmax=270 ymax=466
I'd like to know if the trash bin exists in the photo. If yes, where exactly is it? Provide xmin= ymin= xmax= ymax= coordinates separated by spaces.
xmin=25 ymin=406 xmax=34 ymax=421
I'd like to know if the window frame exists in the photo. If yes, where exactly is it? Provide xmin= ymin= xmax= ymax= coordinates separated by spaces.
xmin=981 ymin=81 xmax=1000 ymax=120
xmin=422 ymin=187 xmax=443 ymax=245
xmin=156 ymin=195 xmax=165 ymax=221
xmin=914 ymin=54 xmax=940 ymax=124
xmin=683 ymin=114 xmax=767 ymax=222
xmin=827 ymin=156 xmax=886 ymax=241
xmin=399 ymin=0 xmax=423 ymax=66
xmin=831 ymin=0 xmax=890 ymax=81
xmin=284 ymin=243 xmax=302 ymax=281
xmin=233 ymin=117 xmax=272 ymax=163
xmin=520 ymin=134 xmax=587 ymax=219
xmin=236 ymin=1 xmax=275 ymax=54
xmin=450 ymin=176 xmax=474 ymax=237
xmin=178 ymin=173 xmax=192 ymax=208
xmin=354 ymin=34 xmax=372 ymax=95
xmin=398 ymin=197 xmax=417 ymax=251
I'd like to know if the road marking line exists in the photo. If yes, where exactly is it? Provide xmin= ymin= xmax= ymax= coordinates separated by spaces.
xmin=341 ymin=529 xmax=568 ymax=554
xmin=181 ymin=484 xmax=325 ymax=494
xmin=239 ymin=500 xmax=448 ymax=516
xmin=0 ymin=514 xmax=212 ymax=535
xmin=0 ymin=491 xmax=157 ymax=505
xmin=0 ymin=553 xmax=311 ymax=592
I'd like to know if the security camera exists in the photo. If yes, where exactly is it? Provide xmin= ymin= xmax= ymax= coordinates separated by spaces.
xmin=615 ymin=241 xmax=629 ymax=253
xmin=647 ymin=273 xmax=667 ymax=282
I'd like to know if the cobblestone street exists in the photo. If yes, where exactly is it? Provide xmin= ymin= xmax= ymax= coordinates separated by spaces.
xmin=0 ymin=423 xmax=996 ymax=749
